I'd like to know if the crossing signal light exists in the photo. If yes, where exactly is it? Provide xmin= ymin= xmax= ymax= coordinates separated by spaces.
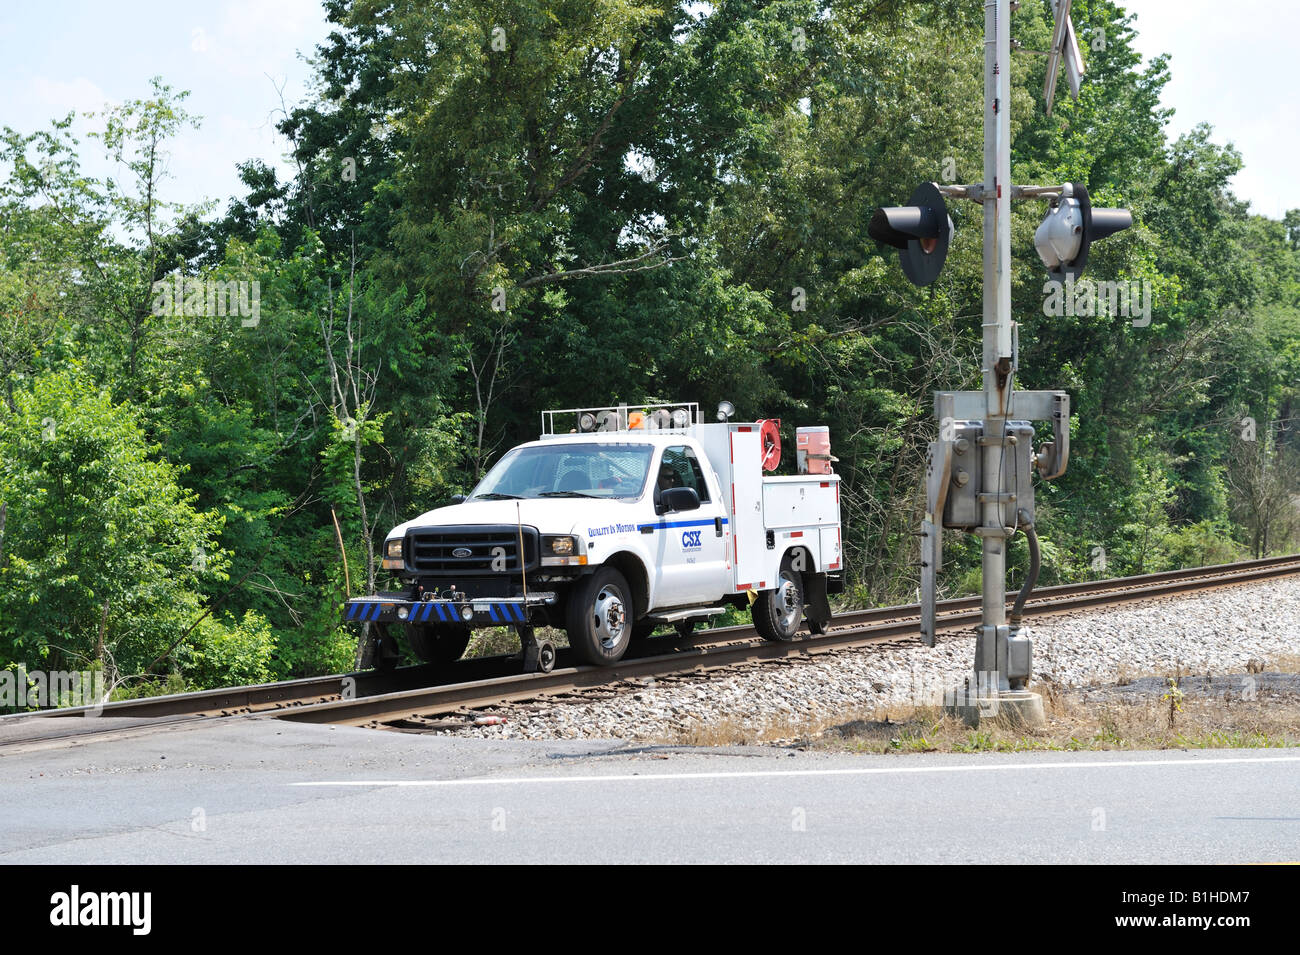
xmin=868 ymin=181 xmax=954 ymax=287
xmin=1034 ymin=183 xmax=1132 ymax=281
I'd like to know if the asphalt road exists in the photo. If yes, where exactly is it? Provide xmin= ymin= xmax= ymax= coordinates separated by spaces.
xmin=1 ymin=717 xmax=1297 ymax=863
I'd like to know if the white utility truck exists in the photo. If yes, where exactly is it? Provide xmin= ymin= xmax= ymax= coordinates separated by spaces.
xmin=345 ymin=402 xmax=842 ymax=671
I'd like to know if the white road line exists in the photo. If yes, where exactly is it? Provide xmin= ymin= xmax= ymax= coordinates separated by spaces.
xmin=292 ymin=754 xmax=1300 ymax=787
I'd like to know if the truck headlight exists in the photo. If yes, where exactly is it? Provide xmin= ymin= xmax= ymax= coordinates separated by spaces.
xmin=382 ymin=538 xmax=404 ymax=570
xmin=541 ymin=535 xmax=586 ymax=566
xmin=546 ymin=536 xmax=575 ymax=556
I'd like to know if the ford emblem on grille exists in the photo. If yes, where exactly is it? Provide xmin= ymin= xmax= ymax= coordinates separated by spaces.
xmin=451 ymin=547 xmax=473 ymax=558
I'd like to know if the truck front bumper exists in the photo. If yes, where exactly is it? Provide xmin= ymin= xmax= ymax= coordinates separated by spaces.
xmin=344 ymin=592 xmax=557 ymax=627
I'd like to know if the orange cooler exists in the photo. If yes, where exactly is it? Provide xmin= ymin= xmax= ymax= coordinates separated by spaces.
xmin=796 ymin=426 xmax=834 ymax=474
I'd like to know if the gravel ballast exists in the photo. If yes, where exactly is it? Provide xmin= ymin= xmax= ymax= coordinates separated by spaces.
xmin=434 ymin=577 xmax=1300 ymax=742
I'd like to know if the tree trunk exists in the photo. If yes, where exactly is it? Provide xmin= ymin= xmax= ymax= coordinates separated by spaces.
xmin=96 ymin=599 xmax=110 ymax=662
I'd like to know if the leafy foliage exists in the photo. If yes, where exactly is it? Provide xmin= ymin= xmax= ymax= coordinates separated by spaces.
xmin=1 ymin=0 xmax=1297 ymax=693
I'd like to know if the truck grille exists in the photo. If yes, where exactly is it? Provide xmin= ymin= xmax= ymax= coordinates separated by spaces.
xmin=405 ymin=525 xmax=539 ymax=575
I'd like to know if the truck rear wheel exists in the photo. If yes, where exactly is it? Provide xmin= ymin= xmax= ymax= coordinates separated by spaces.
xmin=753 ymin=557 xmax=804 ymax=641
xmin=405 ymin=623 xmax=472 ymax=664
xmin=566 ymin=567 xmax=633 ymax=666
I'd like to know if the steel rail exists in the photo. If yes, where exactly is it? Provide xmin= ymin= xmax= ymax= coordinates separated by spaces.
xmin=3 ymin=554 xmax=1296 ymax=740
xmin=272 ymin=554 xmax=1300 ymax=726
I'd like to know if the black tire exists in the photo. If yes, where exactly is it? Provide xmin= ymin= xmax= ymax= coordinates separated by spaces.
xmin=752 ymin=556 xmax=804 ymax=642
xmin=674 ymin=619 xmax=697 ymax=639
xmin=566 ymin=567 xmax=633 ymax=666
xmin=405 ymin=623 xmax=472 ymax=664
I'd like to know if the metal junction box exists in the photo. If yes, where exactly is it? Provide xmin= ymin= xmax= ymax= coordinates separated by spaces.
xmin=1003 ymin=420 xmax=1036 ymax=528
xmin=942 ymin=420 xmax=983 ymax=530
xmin=940 ymin=420 xmax=1036 ymax=531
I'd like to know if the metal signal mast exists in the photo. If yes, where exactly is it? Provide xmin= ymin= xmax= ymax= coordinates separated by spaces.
xmin=869 ymin=0 xmax=1133 ymax=723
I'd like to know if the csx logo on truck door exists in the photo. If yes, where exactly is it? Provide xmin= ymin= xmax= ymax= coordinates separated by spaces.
xmin=681 ymin=530 xmax=702 ymax=549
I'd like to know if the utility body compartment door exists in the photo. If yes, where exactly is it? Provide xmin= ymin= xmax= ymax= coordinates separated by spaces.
xmin=729 ymin=430 xmax=769 ymax=591
xmin=762 ymin=476 xmax=840 ymax=571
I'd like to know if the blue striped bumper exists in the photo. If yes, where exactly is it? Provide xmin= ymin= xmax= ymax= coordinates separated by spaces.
xmin=343 ymin=597 xmax=533 ymax=626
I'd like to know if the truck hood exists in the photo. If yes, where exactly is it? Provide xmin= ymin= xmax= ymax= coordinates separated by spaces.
xmin=387 ymin=497 xmax=643 ymax=540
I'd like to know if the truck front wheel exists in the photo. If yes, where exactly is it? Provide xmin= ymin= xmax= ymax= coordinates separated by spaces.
xmin=405 ymin=623 xmax=472 ymax=664
xmin=753 ymin=557 xmax=804 ymax=642
xmin=566 ymin=567 xmax=633 ymax=666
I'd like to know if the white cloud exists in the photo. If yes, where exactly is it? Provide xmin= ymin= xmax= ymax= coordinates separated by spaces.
xmin=27 ymin=75 xmax=115 ymax=116
xmin=206 ymin=0 xmax=329 ymax=80
xmin=1128 ymin=0 xmax=1300 ymax=218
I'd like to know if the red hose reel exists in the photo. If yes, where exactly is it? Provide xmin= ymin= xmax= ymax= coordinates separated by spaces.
xmin=757 ymin=418 xmax=781 ymax=471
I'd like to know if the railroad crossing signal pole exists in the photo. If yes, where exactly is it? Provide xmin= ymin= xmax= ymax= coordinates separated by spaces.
xmin=928 ymin=0 xmax=1048 ymax=725
xmin=870 ymin=0 xmax=1133 ymax=724
xmin=975 ymin=0 xmax=1016 ymax=714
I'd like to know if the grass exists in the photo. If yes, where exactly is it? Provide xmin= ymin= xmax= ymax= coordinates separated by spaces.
xmin=665 ymin=666 xmax=1300 ymax=752
xmin=820 ymin=688 xmax=1300 ymax=753
xmin=674 ymin=714 xmax=832 ymax=747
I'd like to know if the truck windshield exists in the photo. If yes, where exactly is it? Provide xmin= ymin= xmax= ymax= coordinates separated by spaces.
xmin=470 ymin=442 xmax=655 ymax=500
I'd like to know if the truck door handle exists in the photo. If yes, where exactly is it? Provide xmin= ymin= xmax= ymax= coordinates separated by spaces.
xmin=715 ymin=517 xmax=724 ymax=537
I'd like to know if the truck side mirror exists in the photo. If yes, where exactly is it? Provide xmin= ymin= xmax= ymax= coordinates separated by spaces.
xmin=450 ymin=494 xmax=467 ymax=504
xmin=659 ymin=486 xmax=700 ymax=514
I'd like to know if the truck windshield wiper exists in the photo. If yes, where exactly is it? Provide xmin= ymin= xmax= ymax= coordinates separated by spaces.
xmin=471 ymin=492 xmax=524 ymax=500
xmin=538 ymin=490 xmax=599 ymax=498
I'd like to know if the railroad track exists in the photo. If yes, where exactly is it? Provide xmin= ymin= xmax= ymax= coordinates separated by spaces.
xmin=3 ymin=554 xmax=1297 ymax=748
xmin=0 ymin=653 xmax=524 ymax=752
xmin=276 ymin=553 xmax=1300 ymax=729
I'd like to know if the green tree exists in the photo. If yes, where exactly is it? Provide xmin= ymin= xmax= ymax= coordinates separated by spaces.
xmin=0 ymin=370 xmax=224 ymax=683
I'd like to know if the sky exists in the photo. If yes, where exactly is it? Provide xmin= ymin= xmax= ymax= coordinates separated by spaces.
xmin=0 ymin=0 xmax=1295 ymax=220
xmin=1124 ymin=0 xmax=1299 ymax=219
xmin=0 ymin=0 xmax=331 ymax=217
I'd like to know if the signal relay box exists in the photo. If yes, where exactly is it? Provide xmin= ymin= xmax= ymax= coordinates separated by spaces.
xmin=934 ymin=420 xmax=1037 ymax=531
